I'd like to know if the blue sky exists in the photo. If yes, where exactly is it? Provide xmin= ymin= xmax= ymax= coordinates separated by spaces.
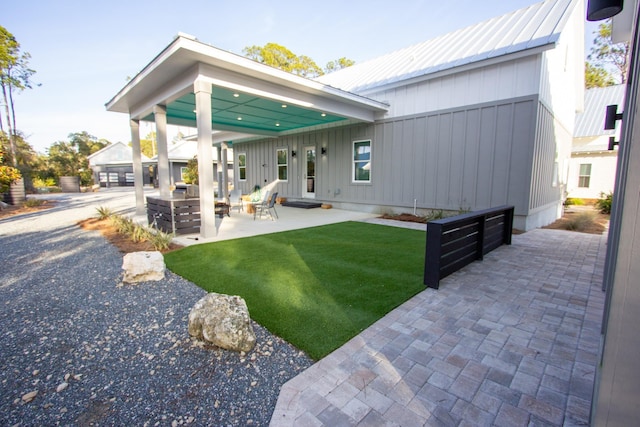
xmin=4 ymin=0 xmax=597 ymax=153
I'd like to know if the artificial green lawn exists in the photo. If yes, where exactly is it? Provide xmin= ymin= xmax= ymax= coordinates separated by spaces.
xmin=164 ymin=221 xmax=425 ymax=360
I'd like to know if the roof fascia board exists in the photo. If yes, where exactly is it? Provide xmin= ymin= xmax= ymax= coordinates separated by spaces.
xmin=181 ymin=39 xmax=388 ymax=111
xmin=108 ymin=35 xmax=387 ymax=118
xmin=196 ymin=64 xmax=381 ymax=123
xmin=128 ymin=65 xmax=199 ymax=119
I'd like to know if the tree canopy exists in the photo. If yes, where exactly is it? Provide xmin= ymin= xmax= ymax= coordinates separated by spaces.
xmin=0 ymin=142 xmax=21 ymax=193
xmin=585 ymin=61 xmax=615 ymax=89
xmin=243 ymin=43 xmax=354 ymax=78
xmin=586 ymin=19 xmax=630 ymax=87
xmin=46 ymin=132 xmax=108 ymax=186
xmin=0 ymin=25 xmax=37 ymax=167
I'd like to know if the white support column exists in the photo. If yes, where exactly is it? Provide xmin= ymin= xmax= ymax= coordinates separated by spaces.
xmin=221 ymin=142 xmax=229 ymax=199
xmin=194 ymin=78 xmax=216 ymax=238
xmin=129 ymin=119 xmax=145 ymax=215
xmin=216 ymin=145 xmax=223 ymax=199
xmin=154 ymin=105 xmax=170 ymax=198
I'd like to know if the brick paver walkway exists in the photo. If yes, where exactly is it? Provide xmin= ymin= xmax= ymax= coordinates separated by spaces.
xmin=270 ymin=228 xmax=606 ymax=426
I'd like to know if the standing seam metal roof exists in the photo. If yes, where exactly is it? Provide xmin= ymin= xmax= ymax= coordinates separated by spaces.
xmin=317 ymin=0 xmax=577 ymax=93
xmin=574 ymin=85 xmax=627 ymax=137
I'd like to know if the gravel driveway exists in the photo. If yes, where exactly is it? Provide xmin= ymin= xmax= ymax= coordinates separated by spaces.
xmin=0 ymin=188 xmax=312 ymax=426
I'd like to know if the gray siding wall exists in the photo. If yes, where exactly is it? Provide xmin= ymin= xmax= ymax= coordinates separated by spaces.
xmin=236 ymin=96 xmax=539 ymax=217
xmin=529 ymin=102 xmax=568 ymax=211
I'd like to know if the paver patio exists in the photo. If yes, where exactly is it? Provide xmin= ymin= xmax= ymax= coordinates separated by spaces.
xmin=270 ymin=227 xmax=606 ymax=426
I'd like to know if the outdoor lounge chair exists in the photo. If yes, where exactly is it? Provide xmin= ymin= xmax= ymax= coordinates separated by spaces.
xmin=228 ymin=189 xmax=243 ymax=213
xmin=254 ymin=191 xmax=278 ymax=220
xmin=250 ymin=189 xmax=270 ymax=220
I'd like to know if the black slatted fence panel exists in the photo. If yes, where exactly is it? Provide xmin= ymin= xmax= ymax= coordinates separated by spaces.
xmin=424 ymin=206 xmax=514 ymax=289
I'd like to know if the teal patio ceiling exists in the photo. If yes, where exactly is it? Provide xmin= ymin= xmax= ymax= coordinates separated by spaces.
xmin=142 ymin=86 xmax=346 ymax=133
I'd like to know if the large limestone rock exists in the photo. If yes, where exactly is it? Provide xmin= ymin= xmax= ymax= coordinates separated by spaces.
xmin=122 ymin=251 xmax=165 ymax=283
xmin=188 ymin=293 xmax=256 ymax=352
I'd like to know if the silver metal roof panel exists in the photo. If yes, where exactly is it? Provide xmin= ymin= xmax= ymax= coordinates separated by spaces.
xmin=318 ymin=0 xmax=577 ymax=94
xmin=575 ymin=85 xmax=627 ymax=138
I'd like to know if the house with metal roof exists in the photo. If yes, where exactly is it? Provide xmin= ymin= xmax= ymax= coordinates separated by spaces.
xmin=568 ymin=84 xmax=624 ymax=200
xmin=106 ymin=0 xmax=585 ymax=237
xmin=88 ymin=142 xmax=153 ymax=187
xmin=151 ymin=139 xmax=234 ymax=188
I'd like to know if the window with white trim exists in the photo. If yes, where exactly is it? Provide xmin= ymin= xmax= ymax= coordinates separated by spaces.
xmin=277 ymin=148 xmax=288 ymax=181
xmin=353 ymin=140 xmax=371 ymax=182
xmin=238 ymin=153 xmax=247 ymax=181
xmin=578 ymin=163 xmax=591 ymax=188
xmin=180 ymin=167 xmax=188 ymax=182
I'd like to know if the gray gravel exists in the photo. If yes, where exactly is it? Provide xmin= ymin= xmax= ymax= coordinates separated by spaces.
xmin=0 ymin=189 xmax=313 ymax=426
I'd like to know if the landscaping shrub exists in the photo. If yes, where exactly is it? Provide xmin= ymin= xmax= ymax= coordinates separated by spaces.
xmin=95 ymin=206 xmax=113 ymax=220
xmin=564 ymin=211 xmax=597 ymax=232
xmin=564 ymin=198 xmax=584 ymax=206
xmin=148 ymin=229 xmax=174 ymax=251
xmin=106 ymin=212 xmax=175 ymax=251
xmin=596 ymin=191 xmax=613 ymax=214
xmin=426 ymin=209 xmax=446 ymax=221
xmin=23 ymin=198 xmax=44 ymax=208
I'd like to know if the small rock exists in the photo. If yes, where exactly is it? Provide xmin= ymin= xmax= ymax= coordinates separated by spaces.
xmin=56 ymin=382 xmax=68 ymax=392
xmin=21 ymin=390 xmax=38 ymax=403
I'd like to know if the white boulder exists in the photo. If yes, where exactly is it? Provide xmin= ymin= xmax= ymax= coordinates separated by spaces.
xmin=188 ymin=293 xmax=256 ymax=352
xmin=122 ymin=251 xmax=165 ymax=283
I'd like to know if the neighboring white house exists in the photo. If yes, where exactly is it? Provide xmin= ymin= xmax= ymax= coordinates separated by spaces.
xmin=106 ymin=0 xmax=585 ymax=235
xmin=88 ymin=142 xmax=153 ymax=187
xmin=151 ymin=139 xmax=234 ymax=186
xmin=567 ymin=84 xmax=625 ymax=200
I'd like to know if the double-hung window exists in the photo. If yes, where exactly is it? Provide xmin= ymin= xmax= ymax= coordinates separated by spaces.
xmin=353 ymin=140 xmax=371 ymax=182
xmin=238 ymin=153 xmax=247 ymax=181
xmin=578 ymin=163 xmax=591 ymax=188
xmin=277 ymin=148 xmax=288 ymax=181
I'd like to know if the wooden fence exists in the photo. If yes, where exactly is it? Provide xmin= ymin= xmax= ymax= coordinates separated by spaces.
xmin=424 ymin=205 xmax=514 ymax=289
xmin=146 ymin=197 xmax=200 ymax=235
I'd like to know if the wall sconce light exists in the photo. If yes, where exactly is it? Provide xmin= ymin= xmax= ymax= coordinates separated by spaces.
xmin=604 ymin=104 xmax=623 ymax=130
xmin=605 ymin=104 xmax=624 ymax=150
xmin=321 ymin=147 xmax=327 ymax=155
xmin=587 ymin=0 xmax=623 ymax=21
xmin=291 ymin=150 xmax=296 ymax=158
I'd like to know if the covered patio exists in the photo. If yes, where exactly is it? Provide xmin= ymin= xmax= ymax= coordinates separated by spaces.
xmin=169 ymin=202 xmax=379 ymax=246
xmin=105 ymin=33 xmax=388 ymax=240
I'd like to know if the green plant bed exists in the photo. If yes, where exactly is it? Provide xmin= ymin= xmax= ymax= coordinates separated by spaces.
xmin=164 ymin=221 xmax=426 ymax=360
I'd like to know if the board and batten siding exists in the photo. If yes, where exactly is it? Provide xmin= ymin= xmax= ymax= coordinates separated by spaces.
xmin=370 ymin=96 xmax=537 ymax=216
xmin=362 ymin=55 xmax=542 ymax=120
xmin=233 ymin=123 xmax=373 ymax=200
xmin=236 ymin=96 xmax=540 ymax=227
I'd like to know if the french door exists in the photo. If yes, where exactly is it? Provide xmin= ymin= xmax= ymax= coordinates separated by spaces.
xmin=302 ymin=146 xmax=316 ymax=198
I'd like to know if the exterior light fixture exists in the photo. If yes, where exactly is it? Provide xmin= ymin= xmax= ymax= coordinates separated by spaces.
xmin=321 ymin=147 xmax=327 ymax=155
xmin=291 ymin=150 xmax=296 ymax=157
xmin=233 ymin=93 xmax=240 ymax=97
xmin=321 ymin=113 xmax=326 ymax=117
xmin=281 ymin=104 xmax=287 ymax=108
xmin=275 ymin=123 xmax=280 ymax=127
xmin=605 ymin=104 xmax=623 ymax=129
xmin=587 ymin=0 xmax=623 ymax=21
xmin=237 ymin=117 xmax=242 ymax=120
